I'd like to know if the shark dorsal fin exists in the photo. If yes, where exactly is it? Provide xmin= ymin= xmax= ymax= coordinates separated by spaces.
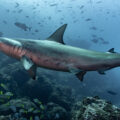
xmin=108 ymin=48 xmax=116 ymax=53
xmin=47 ymin=24 xmax=67 ymax=44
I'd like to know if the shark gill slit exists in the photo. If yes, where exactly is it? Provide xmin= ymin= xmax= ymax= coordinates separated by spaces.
xmin=8 ymin=45 xmax=26 ymax=59
xmin=15 ymin=46 xmax=26 ymax=58
xmin=10 ymin=45 xmax=19 ymax=58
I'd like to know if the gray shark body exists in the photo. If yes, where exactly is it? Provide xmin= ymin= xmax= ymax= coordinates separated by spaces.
xmin=0 ymin=24 xmax=120 ymax=81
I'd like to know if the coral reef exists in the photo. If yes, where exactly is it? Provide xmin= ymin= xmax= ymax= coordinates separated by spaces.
xmin=71 ymin=96 xmax=120 ymax=120
xmin=44 ymin=102 xmax=69 ymax=120
xmin=0 ymin=97 xmax=45 ymax=119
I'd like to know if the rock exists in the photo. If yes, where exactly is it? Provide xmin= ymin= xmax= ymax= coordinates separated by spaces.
xmin=21 ymin=76 xmax=53 ymax=102
xmin=49 ymin=86 xmax=73 ymax=111
xmin=0 ymin=94 xmax=12 ymax=105
xmin=71 ymin=96 xmax=120 ymax=120
xmin=0 ymin=115 xmax=10 ymax=120
xmin=45 ymin=102 xmax=69 ymax=120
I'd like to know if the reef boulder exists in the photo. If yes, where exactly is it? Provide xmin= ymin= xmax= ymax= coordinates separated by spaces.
xmin=71 ymin=96 xmax=120 ymax=120
xmin=45 ymin=102 xmax=69 ymax=120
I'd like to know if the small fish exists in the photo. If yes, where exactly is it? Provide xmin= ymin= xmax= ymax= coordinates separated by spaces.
xmin=48 ymin=16 xmax=52 ymax=20
xmin=98 ymin=37 xmax=109 ymax=45
xmin=81 ymin=11 xmax=84 ymax=14
xmin=18 ymin=9 xmax=23 ymax=13
xmin=96 ymin=1 xmax=102 ymax=4
xmin=6 ymin=9 xmax=10 ymax=12
xmin=107 ymin=90 xmax=117 ymax=95
xmin=91 ymin=39 xmax=99 ymax=44
xmin=92 ymin=34 xmax=97 ymax=38
xmin=0 ymin=91 xmax=3 ymax=95
xmin=90 ymin=26 xmax=97 ymax=30
xmin=3 ymin=20 xmax=7 ymax=24
xmin=91 ymin=37 xmax=109 ymax=45
xmin=33 ymin=99 xmax=42 ymax=104
xmin=20 ymin=104 xmax=25 ymax=108
xmin=5 ymin=92 xmax=13 ymax=97
xmin=0 ymin=32 xmax=3 ymax=37
xmin=55 ymin=113 xmax=60 ymax=119
xmin=57 ymin=10 xmax=62 ymax=12
xmin=79 ymin=5 xmax=84 ymax=9
xmin=85 ymin=18 xmax=92 ymax=21
xmin=0 ymin=83 xmax=8 ymax=91
xmin=10 ymin=105 xmax=16 ymax=112
xmin=102 ymin=41 xmax=109 ymax=45
xmin=28 ymin=107 xmax=34 ymax=112
xmin=34 ymin=116 xmax=40 ymax=120
xmin=33 ymin=7 xmax=36 ymax=10
xmin=30 ymin=116 xmax=33 ymax=120
xmin=50 ymin=3 xmax=58 ymax=6
xmin=15 ymin=2 xmax=19 ymax=8
xmin=14 ymin=22 xmax=31 ymax=31
xmin=40 ymin=104 xmax=44 ymax=110
xmin=26 ymin=16 xmax=29 ymax=18
xmin=35 ymin=29 xmax=39 ymax=33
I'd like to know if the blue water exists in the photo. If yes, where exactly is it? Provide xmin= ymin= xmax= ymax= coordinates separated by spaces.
xmin=0 ymin=0 xmax=120 ymax=106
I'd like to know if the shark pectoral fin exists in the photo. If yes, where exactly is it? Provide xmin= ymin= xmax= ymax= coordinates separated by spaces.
xmin=21 ymin=56 xmax=34 ymax=70
xmin=21 ymin=56 xmax=37 ymax=80
xmin=28 ymin=64 xmax=37 ymax=80
xmin=75 ymin=71 xmax=86 ymax=82
xmin=98 ymin=70 xmax=106 ymax=75
xmin=47 ymin=24 xmax=67 ymax=44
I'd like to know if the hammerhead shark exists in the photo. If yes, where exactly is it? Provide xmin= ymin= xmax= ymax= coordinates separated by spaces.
xmin=0 ymin=24 xmax=119 ymax=81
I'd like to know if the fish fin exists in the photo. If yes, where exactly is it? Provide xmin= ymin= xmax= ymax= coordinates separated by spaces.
xmin=75 ymin=71 xmax=86 ymax=82
xmin=68 ymin=64 xmax=86 ymax=81
xmin=98 ymin=70 xmax=106 ymax=74
xmin=47 ymin=24 xmax=67 ymax=44
xmin=21 ymin=56 xmax=34 ymax=70
xmin=108 ymin=48 xmax=116 ymax=53
xmin=21 ymin=56 xmax=37 ymax=80
xmin=28 ymin=64 xmax=37 ymax=80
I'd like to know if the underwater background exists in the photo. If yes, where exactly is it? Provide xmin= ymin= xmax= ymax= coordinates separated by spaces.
xmin=0 ymin=0 xmax=120 ymax=120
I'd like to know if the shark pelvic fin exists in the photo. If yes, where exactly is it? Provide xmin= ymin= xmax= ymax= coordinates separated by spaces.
xmin=75 ymin=71 xmax=86 ymax=82
xmin=68 ymin=64 xmax=86 ymax=81
xmin=21 ymin=56 xmax=37 ymax=80
xmin=108 ymin=48 xmax=116 ymax=53
xmin=28 ymin=64 xmax=37 ymax=80
xmin=47 ymin=24 xmax=67 ymax=44
xmin=98 ymin=70 xmax=106 ymax=74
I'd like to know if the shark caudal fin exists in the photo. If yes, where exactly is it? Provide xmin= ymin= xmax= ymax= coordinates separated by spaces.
xmin=47 ymin=24 xmax=67 ymax=44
